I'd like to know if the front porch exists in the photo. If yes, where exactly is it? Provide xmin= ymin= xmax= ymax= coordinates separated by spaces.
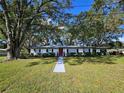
xmin=30 ymin=46 xmax=107 ymax=56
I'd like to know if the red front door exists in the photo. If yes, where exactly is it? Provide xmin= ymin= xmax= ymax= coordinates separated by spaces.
xmin=59 ymin=48 xmax=63 ymax=56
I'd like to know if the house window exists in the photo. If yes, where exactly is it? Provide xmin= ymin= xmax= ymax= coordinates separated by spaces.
xmin=48 ymin=49 xmax=52 ymax=53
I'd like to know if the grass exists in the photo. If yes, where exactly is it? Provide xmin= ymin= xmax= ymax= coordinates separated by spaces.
xmin=0 ymin=56 xmax=124 ymax=93
xmin=0 ymin=56 xmax=6 ymax=62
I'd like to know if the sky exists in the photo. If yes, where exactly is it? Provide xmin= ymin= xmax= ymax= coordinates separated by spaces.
xmin=66 ymin=0 xmax=124 ymax=42
xmin=66 ymin=0 xmax=94 ymax=15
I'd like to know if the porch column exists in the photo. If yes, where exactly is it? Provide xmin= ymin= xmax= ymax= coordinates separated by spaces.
xmin=46 ymin=49 xmax=48 ymax=52
xmin=39 ymin=49 xmax=41 ymax=53
xmin=77 ymin=48 xmax=79 ymax=54
xmin=67 ymin=49 xmax=69 ymax=54
xmin=88 ymin=48 xmax=90 ymax=53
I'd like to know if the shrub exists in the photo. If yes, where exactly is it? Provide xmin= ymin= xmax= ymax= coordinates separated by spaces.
xmin=84 ymin=52 xmax=92 ymax=57
xmin=67 ymin=52 xmax=77 ymax=57
xmin=109 ymin=51 xmax=122 ymax=55
xmin=100 ymin=49 xmax=106 ymax=55
xmin=78 ymin=52 xmax=84 ymax=57
xmin=49 ymin=53 xmax=55 ymax=57
xmin=42 ymin=52 xmax=55 ymax=57
xmin=96 ymin=52 xmax=102 ymax=56
xmin=67 ymin=52 xmax=84 ymax=57
xmin=20 ymin=48 xmax=30 ymax=59
xmin=37 ymin=53 xmax=42 ymax=56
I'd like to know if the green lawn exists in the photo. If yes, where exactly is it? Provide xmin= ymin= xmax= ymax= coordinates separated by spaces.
xmin=0 ymin=56 xmax=6 ymax=62
xmin=0 ymin=56 xmax=124 ymax=93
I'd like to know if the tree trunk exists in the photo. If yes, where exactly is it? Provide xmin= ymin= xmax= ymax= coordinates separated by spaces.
xmin=6 ymin=39 xmax=20 ymax=60
xmin=14 ymin=47 xmax=20 ymax=59
xmin=7 ymin=47 xmax=20 ymax=60
xmin=7 ymin=50 xmax=13 ymax=60
xmin=7 ymin=41 xmax=14 ymax=60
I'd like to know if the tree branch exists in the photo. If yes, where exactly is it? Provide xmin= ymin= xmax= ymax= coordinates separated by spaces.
xmin=0 ymin=0 xmax=12 ymax=38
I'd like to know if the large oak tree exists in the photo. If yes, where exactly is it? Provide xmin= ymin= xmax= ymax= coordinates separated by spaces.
xmin=0 ymin=0 xmax=71 ymax=59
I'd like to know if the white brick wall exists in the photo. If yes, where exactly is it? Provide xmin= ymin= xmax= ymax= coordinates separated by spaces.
xmin=68 ymin=49 xmax=77 ymax=53
xmin=53 ymin=49 xmax=58 ymax=56
xmin=41 ymin=49 xmax=47 ymax=53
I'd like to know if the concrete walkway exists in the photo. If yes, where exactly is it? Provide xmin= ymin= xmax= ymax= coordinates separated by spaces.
xmin=53 ymin=57 xmax=65 ymax=72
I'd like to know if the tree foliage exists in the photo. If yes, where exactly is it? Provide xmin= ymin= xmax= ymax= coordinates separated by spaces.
xmin=64 ymin=0 xmax=124 ymax=46
xmin=0 ymin=0 xmax=71 ymax=59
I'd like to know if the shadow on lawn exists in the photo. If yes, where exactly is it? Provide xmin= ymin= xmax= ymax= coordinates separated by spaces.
xmin=64 ymin=56 xmax=120 ymax=65
xmin=26 ymin=60 xmax=55 ymax=67
xmin=83 ymin=56 xmax=116 ymax=64
xmin=26 ymin=62 xmax=40 ymax=67
xmin=42 ymin=60 xmax=55 ymax=64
